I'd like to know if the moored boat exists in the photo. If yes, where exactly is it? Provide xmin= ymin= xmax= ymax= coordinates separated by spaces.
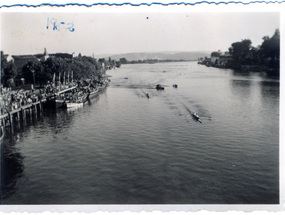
xmin=55 ymin=99 xmax=66 ymax=108
xmin=55 ymin=86 xmax=78 ymax=108
xmin=54 ymin=77 xmax=110 ymax=109
xmin=66 ymin=102 xmax=84 ymax=108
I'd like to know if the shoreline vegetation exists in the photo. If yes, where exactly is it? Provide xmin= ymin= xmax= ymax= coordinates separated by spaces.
xmin=0 ymin=76 xmax=110 ymax=140
xmin=1 ymin=50 xmax=120 ymax=89
xmin=0 ymin=51 xmax=115 ymax=136
xmin=118 ymin=58 xmax=195 ymax=65
xmin=197 ymin=29 xmax=280 ymax=77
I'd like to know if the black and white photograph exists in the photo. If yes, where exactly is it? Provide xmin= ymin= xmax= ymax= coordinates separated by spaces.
xmin=0 ymin=4 xmax=282 ymax=210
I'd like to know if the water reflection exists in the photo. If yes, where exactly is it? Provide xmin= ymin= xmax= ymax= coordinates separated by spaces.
xmin=1 ymin=136 xmax=24 ymax=200
xmin=232 ymin=70 xmax=252 ymax=77
xmin=0 ymin=107 xmax=77 ymax=200
xmin=230 ymin=79 xmax=253 ymax=99
xmin=232 ymin=69 xmax=266 ymax=78
xmin=42 ymin=108 xmax=77 ymax=135
xmin=259 ymin=81 xmax=279 ymax=99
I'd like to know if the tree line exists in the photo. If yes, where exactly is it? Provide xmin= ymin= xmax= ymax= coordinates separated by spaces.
xmin=201 ymin=29 xmax=280 ymax=77
xmin=1 ymin=53 xmax=121 ymax=88
xmin=118 ymin=58 xmax=188 ymax=64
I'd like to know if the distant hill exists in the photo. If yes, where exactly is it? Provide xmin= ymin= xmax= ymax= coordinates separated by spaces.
xmin=95 ymin=51 xmax=211 ymax=61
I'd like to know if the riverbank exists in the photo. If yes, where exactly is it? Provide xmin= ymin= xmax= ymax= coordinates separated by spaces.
xmin=197 ymin=61 xmax=279 ymax=78
xmin=0 ymin=76 xmax=110 ymax=140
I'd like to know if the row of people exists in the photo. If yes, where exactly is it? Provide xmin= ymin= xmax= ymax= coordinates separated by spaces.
xmin=0 ymin=78 xmax=107 ymax=114
xmin=0 ymin=88 xmax=46 ymax=115
xmin=0 ymin=82 xmax=69 ymax=115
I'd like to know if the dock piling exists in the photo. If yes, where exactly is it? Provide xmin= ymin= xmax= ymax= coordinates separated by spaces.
xmin=21 ymin=108 xmax=26 ymax=122
xmin=0 ymin=99 xmax=49 ymax=139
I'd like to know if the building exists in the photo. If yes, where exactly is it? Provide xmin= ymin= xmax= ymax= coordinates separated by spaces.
xmin=210 ymin=51 xmax=221 ymax=64
xmin=210 ymin=51 xmax=232 ymax=68
xmin=218 ymin=52 xmax=232 ymax=67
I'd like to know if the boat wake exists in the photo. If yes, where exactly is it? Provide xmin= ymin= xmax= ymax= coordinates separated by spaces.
xmin=160 ymin=93 xmax=211 ymax=124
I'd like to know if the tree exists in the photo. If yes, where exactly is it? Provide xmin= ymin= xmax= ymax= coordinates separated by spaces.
xmin=229 ymin=39 xmax=252 ymax=69
xmin=115 ymin=61 xmax=121 ymax=68
xmin=260 ymin=29 xmax=279 ymax=59
xmin=260 ymin=29 xmax=280 ymax=75
xmin=3 ymin=61 xmax=17 ymax=87
xmin=211 ymin=51 xmax=221 ymax=57
xmin=1 ymin=51 xmax=18 ymax=87
xmin=1 ymin=51 xmax=8 ymax=85
xmin=43 ymin=57 xmax=68 ymax=84
xmin=36 ymin=62 xmax=52 ymax=86
xmin=98 ymin=58 xmax=105 ymax=64
xmin=68 ymin=56 xmax=104 ymax=81
xmin=22 ymin=59 xmax=47 ymax=86
xmin=119 ymin=58 xmax=127 ymax=64
xmin=69 ymin=58 xmax=83 ymax=80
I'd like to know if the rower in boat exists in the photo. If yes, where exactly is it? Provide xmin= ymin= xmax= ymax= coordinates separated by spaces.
xmin=156 ymin=84 xmax=164 ymax=90
xmin=192 ymin=112 xmax=202 ymax=123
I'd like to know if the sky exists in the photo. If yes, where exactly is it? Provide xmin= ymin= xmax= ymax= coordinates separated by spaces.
xmin=0 ymin=11 xmax=280 ymax=57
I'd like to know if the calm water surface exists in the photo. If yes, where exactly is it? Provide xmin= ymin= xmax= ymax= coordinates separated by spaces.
xmin=1 ymin=62 xmax=279 ymax=204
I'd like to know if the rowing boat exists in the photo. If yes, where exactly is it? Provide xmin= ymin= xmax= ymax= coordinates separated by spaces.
xmin=192 ymin=112 xmax=202 ymax=123
xmin=156 ymin=84 xmax=164 ymax=90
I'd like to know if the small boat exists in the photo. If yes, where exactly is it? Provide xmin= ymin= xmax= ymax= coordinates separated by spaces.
xmin=156 ymin=84 xmax=164 ymax=90
xmin=192 ymin=112 xmax=202 ymax=123
xmin=55 ymin=86 xmax=78 ymax=108
xmin=66 ymin=96 xmax=85 ymax=108
xmin=66 ymin=102 xmax=84 ymax=108
xmin=55 ymin=99 xmax=66 ymax=108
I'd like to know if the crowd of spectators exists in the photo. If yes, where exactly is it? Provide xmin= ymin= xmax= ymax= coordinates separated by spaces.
xmin=0 ymin=79 xmax=105 ymax=115
xmin=0 ymin=82 xmax=74 ymax=115
xmin=0 ymin=86 xmax=44 ymax=115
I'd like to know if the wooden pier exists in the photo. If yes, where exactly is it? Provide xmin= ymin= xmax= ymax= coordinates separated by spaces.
xmin=0 ymin=85 xmax=107 ymax=140
xmin=0 ymin=86 xmax=77 ymax=139
xmin=0 ymin=99 xmax=47 ymax=139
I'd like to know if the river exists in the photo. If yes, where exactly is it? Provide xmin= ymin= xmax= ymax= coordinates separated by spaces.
xmin=0 ymin=61 xmax=279 ymax=204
